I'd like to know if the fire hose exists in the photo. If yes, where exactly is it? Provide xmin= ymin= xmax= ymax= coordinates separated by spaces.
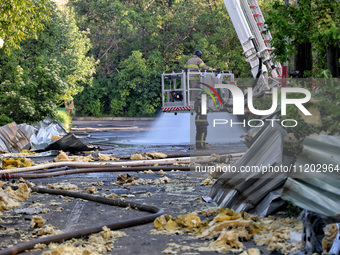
xmin=0 ymin=157 xmax=192 ymax=175
xmin=0 ymin=186 xmax=164 ymax=255
xmin=0 ymin=153 xmax=244 ymax=175
xmin=0 ymin=153 xmax=243 ymax=179
xmin=0 ymin=153 xmax=243 ymax=253
xmin=9 ymin=166 xmax=191 ymax=179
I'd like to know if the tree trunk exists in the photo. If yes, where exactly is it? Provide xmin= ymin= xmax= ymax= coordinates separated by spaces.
xmin=294 ymin=41 xmax=312 ymax=77
xmin=327 ymin=45 xmax=340 ymax=77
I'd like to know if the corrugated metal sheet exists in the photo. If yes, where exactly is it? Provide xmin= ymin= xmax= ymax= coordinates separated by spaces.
xmin=0 ymin=122 xmax=31 ymax=153
xmin=282 ymin=135 xmax=340 ymax=216
xmin=209 ymin=123 xmax=290 ymax=216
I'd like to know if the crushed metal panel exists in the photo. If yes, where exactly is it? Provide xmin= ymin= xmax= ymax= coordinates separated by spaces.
xmin=0 ymin=122 xmax=30 ymax=153
xmin=209 ymin=123 xmax=289 ymax=216
xmin=282 ymin=135 xmax=340 ymax=216
xmin=30 ymin=120 xmax=68 ymax=151
xmin=17 ymin=124 xmax=37 ymax=141
xmin=44 ymin=133 xmax=96 ymax=152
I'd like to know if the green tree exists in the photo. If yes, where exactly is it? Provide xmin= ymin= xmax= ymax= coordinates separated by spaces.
xmin=70 ymin=0 xmax=250 ymax=116
xmin=108 ymin=51 xmax=162 ymax=116
xmin=0 ymin=1 xmax=97 ymax=124
xmin=0 ymin=0 xmax=51 ymax=52
xmin=265 ymin=0 xmax=340 ymax=77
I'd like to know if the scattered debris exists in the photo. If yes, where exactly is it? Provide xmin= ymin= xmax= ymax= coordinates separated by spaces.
xmin=200 ymin=177 xmax=214 ymax=186
xmin=116 ymin=173 xmax=170 ymax=185
xmin=30 ymin=202 xmax=45 ymax=207
xmin=53 ymin=151 xmax=69 ymax=161
xmin=96 ymin=153 xmax=119 ymax=161
xmin=0 ymin=183 xmax=31 ymax=210
xmin=49 ymin=202 xmax=62 ymax=206
xmin=154 ymin=176 xmax=170 ymax=184
xmin=253 ymin=216 xmax=303 ymax=254
xmin=31 ymin=215 xmax=46 ymax=228
xmin=208 ymin=229 xmax=244 ymax=253
xmin=121 ymin=194 xmax=135 ymax=198
xmin=130 ymin=154 xmax=144 ymax=160
xmin=146 ymin=151 xmax=167 ymax=159
xmin=170 ymin=170 xmax=181 ymax=172
xmin=194 ymin=207 xmax=219 ymax=217
xmin=154 ymin=213 xmax=202 ymax=231
xmin=201 ymin=196 xmax=213 ymax=203
xmin=33 ymin=243 xmax=47 ymax=250
xmin=140 ymin=192 xmax=152 ymax=198
xmin=116 ymin=173 xmax=136 ymax=184
xmin=323 ymin=224 xmax=339 ymax=253
xmin=98 ymin=153 xmax=111 ymax=161
xmin=240 ymin=248 xmax=261 ymax=255
xmin=140 ymin=169 xmax=154 ymax=174
xmin=153 ymin=208 xmax=303 ymax=254
xmin=90 ymin=181 xmax=104 ymax=186
xmin=16 ymin=177 xmax=36 ymax=187
xmin=41 ymin=208 xmax=50 ymax=214
xmin=53 ymin=151 xmax=93 ymax=162
xmin=0 ymin=181 xmax=6 ymax=188
xmin=34 ymin=224 xmax=63 ymax=237
xmin=86 ymin=187 xmax=98 ymax=194
xmin=157 ymin=170 xmax=166 ymax=175
xmin=2 ymin=157 xmax=34 ymax=169
xmin=47 ymin=183 xmax=79 ymax=191
xmin=102 ymin=193 xmax=118 ymax=199
xmin=41 ymin=226 xmax=126 ymax=255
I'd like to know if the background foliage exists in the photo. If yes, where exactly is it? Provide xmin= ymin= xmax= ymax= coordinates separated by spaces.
xmin=0 ymin=0 xmax=51 ymax=52
xmin=266 ymin=0 xmax=340 ymax=77
xmin=0 ymin=0 xmax=338 ymax=124
xmin=0 ymin=1 xmax=96 ymax=124
xmin=69 ymin=0 xmax=251 ymax=116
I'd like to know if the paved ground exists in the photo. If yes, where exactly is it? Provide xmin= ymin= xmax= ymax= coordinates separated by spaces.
xmin=1 ymin=118 xmax=277 ymax=255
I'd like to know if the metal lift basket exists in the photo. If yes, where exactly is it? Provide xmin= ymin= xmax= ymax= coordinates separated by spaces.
xmin=161 ymin=70 xmax=235 ymax=114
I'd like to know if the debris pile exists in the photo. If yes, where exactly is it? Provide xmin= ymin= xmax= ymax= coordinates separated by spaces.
xmin=38 ymin=226 xmax=126 ymax=255
xmin=146 ymin=151 xmax=167 ymax=159
xmin=31 ymin=215 xmax=46 ymax=228
xmin=116 ymin=173 xmax=170 ymax=185
xmin=101 ymin=193 xmax=118 ymax=199
xmin=53 ymin=151 xmax=93 ymax=162
xmin=97 ymin=153 xmax=119 ymax=161
xmin=322 ymin=224 xmax=339 ymax=254
xmin=1 ymin=157 xmax=34 ymax=169
xmin=130 ymin=151 xmax=167 ymax=160
xmin=130 ymin=154 xmax=144 ymax=160
xmin=86 ymin=187 xmax=98 ymax=194
xmin=153 ymin=208 xmax=303 ymax=254
xmin=34 ymin=224 xmax=63 ymax=237
xmin=116 ymin=173 xmax=136 ymax=184
xmin=47 ymin=183 xmax=79 ymax=191
xmin=0 ymin=183 xmax=31 ymax=210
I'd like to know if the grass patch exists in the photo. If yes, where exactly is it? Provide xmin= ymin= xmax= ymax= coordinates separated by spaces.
xmin=56 ymin=110 xmax=72 ymax=131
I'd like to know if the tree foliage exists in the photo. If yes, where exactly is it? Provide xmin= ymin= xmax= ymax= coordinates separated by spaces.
xmin=69 ymin=0 xmax=251 ymax=116
xmin=265 ymin=0 xmax=340 ymax=77
xmin=0 ymin=0 xmax=51 ymax=53
xmin=0 ymin=1 xmax=97 ymax=124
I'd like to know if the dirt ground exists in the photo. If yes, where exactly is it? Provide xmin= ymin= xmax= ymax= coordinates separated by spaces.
xmin=0 ymin=118 xmax=293 ymax=255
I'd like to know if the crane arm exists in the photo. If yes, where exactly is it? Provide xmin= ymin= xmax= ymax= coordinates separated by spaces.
xmin=223 ymin=0 xmax=283 ymax=91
